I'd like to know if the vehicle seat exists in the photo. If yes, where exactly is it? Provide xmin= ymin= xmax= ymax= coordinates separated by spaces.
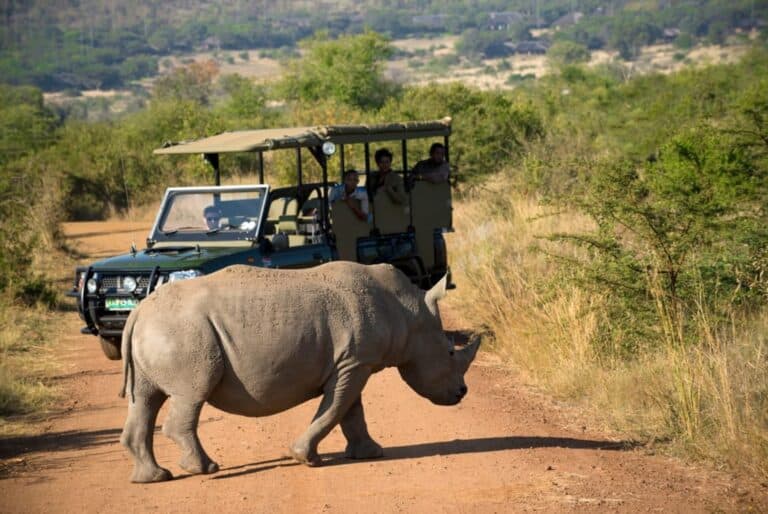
xmin=277 ymin=215 xmax=298 ymax=234
xmin=284 ymin=198 xmax=298 ymax=217
xmin=288 ymin=235 xmax=307 ymax=247
xmin=266 ymin=197 xmax=287 ymax=234
xmin=331 ymin=199 xmax=370 ymax=261
xmin=272 ymin=232 xmax=289 ymax=251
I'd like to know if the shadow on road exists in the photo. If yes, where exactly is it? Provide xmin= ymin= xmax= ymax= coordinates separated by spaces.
xmin=211 ymin=435 xmax=636 ymax=480
xmin=0 ymin=427 xmax=123 ymax=462
xmin=327 ymin=435 xmax=636 ymax=464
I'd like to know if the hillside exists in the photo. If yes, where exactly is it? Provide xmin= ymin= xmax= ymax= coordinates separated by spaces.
xmin=2 ymin=0 xmax=765 ymax=91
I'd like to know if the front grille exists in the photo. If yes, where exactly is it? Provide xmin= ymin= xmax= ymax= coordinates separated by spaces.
xmin=100 ymin=276 xmax=119 ymax=289
xmin=98 ymin=274 xmax=151 ymax=292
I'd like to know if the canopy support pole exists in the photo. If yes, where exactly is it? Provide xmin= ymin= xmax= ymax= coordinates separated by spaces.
xmin=204 ymin=153 xmax=220 ymax=186
xmin=258 ymin=152 xmax=264 ymax=184
xmin=307 ymin=146 xmax=331 ymax=236
xmin=296 ymin=147 xmax=303 ymax=188
xmin=402 ymin=139 xmax=413 ymax=230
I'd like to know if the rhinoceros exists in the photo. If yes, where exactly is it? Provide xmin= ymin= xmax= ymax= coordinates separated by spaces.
xmin=119 ymin=261 xmax=480 ymax=483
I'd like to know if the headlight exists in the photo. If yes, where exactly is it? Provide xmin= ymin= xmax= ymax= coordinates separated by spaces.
xmin=122 ymin=276 xmax=137 ymax=292
xmin=168 ymin=269 xmax=204 ymax=283
xmin=86 ymin=278 xmax=98 ymax=293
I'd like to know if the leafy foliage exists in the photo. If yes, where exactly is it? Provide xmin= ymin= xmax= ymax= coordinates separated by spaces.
xmin=280 ymin=31 xmax=396 ymax=110
xmin=533 ymin=56 xmax=768 ymax=354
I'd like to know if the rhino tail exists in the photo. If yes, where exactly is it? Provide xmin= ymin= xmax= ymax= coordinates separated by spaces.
xmin=119 ymin=309 xmax=139 ymax=402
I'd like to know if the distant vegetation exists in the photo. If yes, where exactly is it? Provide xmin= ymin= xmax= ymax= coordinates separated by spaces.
xmin=446 ymin=48 xmax=768 ymax=478
xmin=1 ymin=0 xmax=765 ymax=90
xmin=0 ymin=25 xmax=766 ymax=477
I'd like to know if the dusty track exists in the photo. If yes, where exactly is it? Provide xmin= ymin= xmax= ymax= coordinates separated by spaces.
xmin=1 ymin=221 xmax=765 ymax=513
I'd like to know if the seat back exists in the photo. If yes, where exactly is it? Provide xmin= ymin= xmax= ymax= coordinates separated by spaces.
xmin=410 ymin=181 xmax=452 ymax=271
xmin=284 ymin=198 xmax=298 ymax=217
xmin=331 ymin=199 xmax=370 ymax=261
xmin=411 ymin=181 xmax=452 ymax=230
xmin=373 ymin=192 xmax=409 ymax=236
xmin=267 ymin=197 xmax=286 ymax=221
xmin=276 ymin=214 xmax=298 ymax=234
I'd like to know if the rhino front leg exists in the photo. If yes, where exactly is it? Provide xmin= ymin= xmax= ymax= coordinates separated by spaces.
xmin=162 ymin=397 xmax=219 ymax=475
xmin=289 ymin=366 xmax=371 ymax=466
xmin=341 ymin=397 xmax=383 ymax=460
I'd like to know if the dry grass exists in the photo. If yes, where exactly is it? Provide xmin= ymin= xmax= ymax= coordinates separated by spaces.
xmin=0 ymin=217 xmax=75 ymax=435
xmin=0 ymin=301 xmax=59 ymax=436
xmin=446 ymin=182 xmax=768 ymax=479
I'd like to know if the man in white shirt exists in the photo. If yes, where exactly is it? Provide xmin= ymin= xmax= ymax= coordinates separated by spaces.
xmin=329 ymin=170 xmax=370 ymax=222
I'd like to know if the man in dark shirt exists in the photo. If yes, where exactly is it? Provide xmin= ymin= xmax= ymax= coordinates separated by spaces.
xmin=412 ymin=142 xmax=450 ymax=184
xmin=368 ymin=148 xmax=408 ymax=204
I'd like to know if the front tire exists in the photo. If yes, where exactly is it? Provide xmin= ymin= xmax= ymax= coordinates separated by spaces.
xmin=100 ymin=336 xmax=122 ymax=360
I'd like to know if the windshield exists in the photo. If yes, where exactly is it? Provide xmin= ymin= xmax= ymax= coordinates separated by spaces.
xmin=150 ymin=186 xmax=268 ymax=244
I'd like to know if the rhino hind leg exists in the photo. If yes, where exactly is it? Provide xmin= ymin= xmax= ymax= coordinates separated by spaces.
xmin=120 ymin=386 xmax=172 ymax=483
xmin=341 ymin=397 xmax=383 ymax=460
xmin=289 ymin=367 xmax=372 ymax=467
xmin=162 ymin=397 xmax=219 ymax=475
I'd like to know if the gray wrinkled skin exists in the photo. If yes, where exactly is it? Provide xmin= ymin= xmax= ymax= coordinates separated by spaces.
xmin=119 ymin=262 xmax=480 ymax=483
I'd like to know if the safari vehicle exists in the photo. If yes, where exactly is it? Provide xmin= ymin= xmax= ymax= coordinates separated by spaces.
xmin=68 ymin=118 xmax=454 ymax=360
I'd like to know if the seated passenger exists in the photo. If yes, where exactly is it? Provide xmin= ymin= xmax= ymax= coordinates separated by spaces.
xmin=203 ymin=205 xmax=222 ymax=230
xmin=413 ymin=142 xmax=450 ymax=184
xmin=368 ymin=148 xmax=407 ymax=204
xmin=330 ymin=170 xmax=370 ymax=222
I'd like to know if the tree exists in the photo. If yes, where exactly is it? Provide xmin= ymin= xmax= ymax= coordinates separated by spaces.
xmin=153 ymin=60 xmax=220 ymax=105
xmin=0 ymin=85 xmax=58 ymax=166
xmin=280 ymin=31 xmax=395 ymax=110
xmin=219 ymin=74 xmax=266 ymax=119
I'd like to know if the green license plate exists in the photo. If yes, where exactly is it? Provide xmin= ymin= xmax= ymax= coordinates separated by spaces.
xmin=105 ymin=297 xmax=139 ymax=311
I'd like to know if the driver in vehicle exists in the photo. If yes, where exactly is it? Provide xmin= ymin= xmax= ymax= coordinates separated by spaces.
xmin=203 ymin=205 xmax=222 ymax=230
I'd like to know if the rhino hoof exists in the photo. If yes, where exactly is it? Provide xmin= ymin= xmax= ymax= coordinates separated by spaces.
xmin=345 ymin=440 xmax=384 ymax=460
xmin=288 ymin=444 xmax=322 ymax=467
xmin=179 ymin=456 xmax=219 ymax=475
xmin=131 ymin=466 xmax=173 ymax=483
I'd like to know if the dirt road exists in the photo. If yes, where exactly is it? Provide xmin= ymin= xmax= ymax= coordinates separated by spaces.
xmin=1 ymin=221 xmax=765 ymax=513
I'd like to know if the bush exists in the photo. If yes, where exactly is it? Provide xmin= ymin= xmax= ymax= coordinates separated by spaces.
xmin=280 ymin=31 xmax=396 ymax=110
xmin=552 ymin=123 xmax=766 ymax=352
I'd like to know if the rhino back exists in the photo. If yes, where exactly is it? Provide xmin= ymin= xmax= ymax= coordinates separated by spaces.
xmin=131 ymin=263 xmax=423 ymax=416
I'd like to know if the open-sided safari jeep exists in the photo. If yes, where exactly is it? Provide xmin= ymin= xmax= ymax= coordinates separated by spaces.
xmin=68 ymin=118 xmax=455 ymax=360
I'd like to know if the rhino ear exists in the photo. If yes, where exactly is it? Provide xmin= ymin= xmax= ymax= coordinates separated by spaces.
xmin=424 ymin=274 xmax=448 ymax=318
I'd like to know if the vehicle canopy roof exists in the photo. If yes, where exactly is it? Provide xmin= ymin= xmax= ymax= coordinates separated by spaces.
xmin=154 ymin=117 xmax=451 ymax=155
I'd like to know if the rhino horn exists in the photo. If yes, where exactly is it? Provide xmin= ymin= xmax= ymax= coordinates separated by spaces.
xmin=458 ymin=334 xmax=481 ymax=372
xmin=424 ymin=275 xmax=448 ymax=318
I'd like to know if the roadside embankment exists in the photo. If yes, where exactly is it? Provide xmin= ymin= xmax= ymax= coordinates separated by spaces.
xmin=446 ymin=189 xmax=768 ymax=481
